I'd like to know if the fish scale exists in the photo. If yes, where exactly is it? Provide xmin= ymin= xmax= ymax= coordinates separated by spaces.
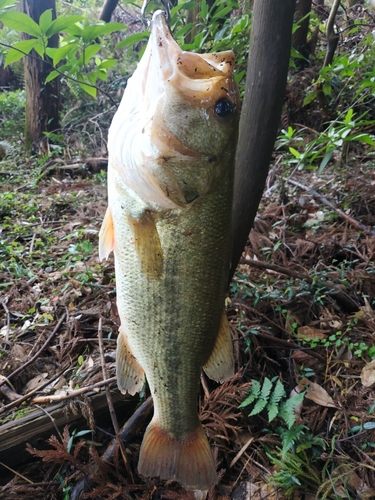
xmin=99 ymin=10 xmax=239 ymax=490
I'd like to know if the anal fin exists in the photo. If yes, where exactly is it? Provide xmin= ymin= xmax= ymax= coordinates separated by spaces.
xmin=99 ymin=207 xmax=115 ymax=261
xmin=203 ymin=310 xmax=234 ymax=383
xmin=138 ymin=420 xmax=217 ymax=490
xmin=129 ymin=210 xmax=163 ymax=280
xmin=116 ymin=326 xmax=145 ymax=396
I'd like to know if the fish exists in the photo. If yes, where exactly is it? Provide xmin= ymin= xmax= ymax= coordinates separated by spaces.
xmin=99 ymin=9 xmax=239 ymax=491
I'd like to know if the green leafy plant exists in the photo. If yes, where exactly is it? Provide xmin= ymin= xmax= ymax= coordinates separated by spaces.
xmin=66 ymin=428 xmax=92 ymax=454
xmin=277 ymin=108 xmax=375 ymax=172
xmin=240 ymin=377 xmax=305 ymax=433
xmin=268 ymin=444 xmax=323 ymax=499
xmin=0 ymin=6 xmax=126 ymax=97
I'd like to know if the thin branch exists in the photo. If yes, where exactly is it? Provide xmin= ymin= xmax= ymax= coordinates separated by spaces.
xmin=0 ymin=461 xmax=34 ymax=484
xmin=1 ymin=298 xmax=10 ymax=342
xmin=239 ymin=257 xmax=360 ymax=312
xmin=98 ymin=317 xmax=119 ymax=434
xmin=286 ymin=177 xmax=375 ymax=236
xmin=0 ymin=312 xmax=67 ymax=388
xmin=324 ymin=0 xmax=341 ymax=67
xmin=34 ymin=404 xmax=63 ymax=442
xmin=31 ymin=377 xmax=117 ymax=403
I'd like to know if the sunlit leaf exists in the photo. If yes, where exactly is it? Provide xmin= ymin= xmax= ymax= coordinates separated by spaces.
xmin=78 ymin=81 xmax=97 ymax=98
xmin=115 ymin=31 xmax=149 ymax=50
xmin=39 ymin=9 xmax=52 ymax=34
xmin=45 ymin=15 xmax=84 ymax=37
xmin=49 ymin=42 xmax=77 ymax=66
xmin=0 ymin=11 xmax=41 ymax=37
xmin=80 ymin=44 xmax=101 ymax=64
xmin=81 ymin=22 xmax=126 ymax=44
xmin=318 ymin=149 xmax=333 ymax=174
xmin=45 ymin=70 xmax=59 ymax=83
xmin=303 ymin=90 xmax=317 ymax=107
xmin=4 ymin=39 xmax=37 ymax=66
xmin=289 ymin=147 xmax=301 ymax=158
xmin=0 ymin=0 xmax=15 ymax=9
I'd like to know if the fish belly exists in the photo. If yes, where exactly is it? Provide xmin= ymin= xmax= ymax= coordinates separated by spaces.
xmin=111 ymin=168 xmax=232 ymax=489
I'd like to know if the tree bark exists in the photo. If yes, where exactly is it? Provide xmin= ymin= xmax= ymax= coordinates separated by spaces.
xmin=292 ymin=0 xmax=312 ymax=68
xmin=323 ymin=0 xmax=340 ymax=67
xmin=99 ymin=0 xmax=119 ymax=22
xmin=0 ymin=389 xmax=135 ymax=468
xmin=230 ymin=0 xmax=296 ymax=281
xmin=22 ymin=0 xmax=60 ymax=150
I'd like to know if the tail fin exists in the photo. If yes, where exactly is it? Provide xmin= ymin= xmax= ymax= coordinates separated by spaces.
xmin=138 ymin=420 xmax=217 ymax=491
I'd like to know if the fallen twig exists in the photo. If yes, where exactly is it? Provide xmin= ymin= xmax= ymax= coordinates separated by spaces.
xmin=97 ymin=318 xmax=133 ymax=477
xmin=102 ymin=396 xmax=153 ymax=462
xmin=0 ymin=373 xmax=116 ymax=414
xmin=98 ymin=318 xmax=119 ymax=434
xmin=239 ymin=257 xmax=360 ymax=312
xmin=70 ymin=397 xmax=153 ymax=500
xmin=0 ymin=366 xmax=71 ymax=414
xmin=0 ymin=461 xmax=33 ymax=484
xmin=0 ymin=312 xmax=67 ymax=388
xmin=31 ymin=377 xmax=117 ymax=403
xmin=286 ymin=178 xmax=375 ymax=237
xmin=0 ymin=298 xmax=10 ymax=342
xmin=232 ymin=300 xmax=326 ymax=363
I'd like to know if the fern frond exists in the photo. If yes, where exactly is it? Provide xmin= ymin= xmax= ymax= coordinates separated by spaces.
xmin=249 ymin=395 xmax=268 ymax=415
xmin=239 ymin=379 xmax=261 ymax=408
xmin=260 ymin=377 xmax=273 ymax=400
xmin=267 ymin=402 xmax=278 ymax=422
xmin=280 ymin=425 xmax=306 ymax=458
xmin=249 ymin=378 xmax=273 ymax=416
xmin=279 ymin=390 xmax=305 ymax=429
xmin=269 ymin=378 xmax=286 ymax=406
xmin=267 ymin=378 xmax=286 ymax=422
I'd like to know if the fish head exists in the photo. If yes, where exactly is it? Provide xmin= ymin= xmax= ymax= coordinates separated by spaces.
xmin=149 ymin=11 xmax=239 ymax=155
xmin=109 ymin=10 xmax=239 ymax=210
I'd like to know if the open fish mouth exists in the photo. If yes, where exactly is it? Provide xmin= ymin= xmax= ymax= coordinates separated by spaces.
xmin=147 ymin=10 xmax=237 ymax=115
xmin=108 ymin=9 xmax=238 ymax=211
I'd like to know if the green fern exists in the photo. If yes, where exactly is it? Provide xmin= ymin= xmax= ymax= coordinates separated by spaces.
xmin=268 ymin=448 xmax=321 ymax=498
xmin=249 ymin=377 xmax=273 ymax=416
xmin=280 ymin=425 xmax=306 ymax=458
xmin=267 ymin=378 xmax=286 ymax=422
xmin=279 ymin=389 xmax=305 ymax=429
xmin=240 ymin=377 xmax=304 ymax=427
xmin=238 ymin=379 xmax=261 ymax=408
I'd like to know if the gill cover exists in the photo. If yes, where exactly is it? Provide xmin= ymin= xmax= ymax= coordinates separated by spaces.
xmin=108 ymin=10 xmax=238 ymax=212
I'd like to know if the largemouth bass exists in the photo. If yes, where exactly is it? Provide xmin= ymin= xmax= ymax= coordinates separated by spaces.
xmin=99 ymin=10 xmax=239 ymax=490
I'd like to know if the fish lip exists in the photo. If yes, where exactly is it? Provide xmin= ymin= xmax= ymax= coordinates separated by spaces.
xmin=149 ymin=10 xmax=181 ymax=81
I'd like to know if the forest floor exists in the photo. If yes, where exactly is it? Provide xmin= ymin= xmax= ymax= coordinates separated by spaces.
xmin=1 ymin=133 xmax=375 ymax=499
xmin=1 ymin=8 xmax=375 ymax=490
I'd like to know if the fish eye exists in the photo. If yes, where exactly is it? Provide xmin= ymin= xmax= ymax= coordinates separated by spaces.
xmin=214 ymin=98 xmax=235 ymax=118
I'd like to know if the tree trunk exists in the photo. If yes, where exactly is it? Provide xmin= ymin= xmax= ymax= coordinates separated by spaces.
xmin=292 ymin=0 xmax=312 ymax=68
xmin=323 ymin=0 xmax=340 ymax=67
xmin=99 ymin=0 xmax=119 ymax=22
xmin=22 ymin=0 xmax=60 ymax=151
xmin=230 ymin=0 xmax=296 ymax=281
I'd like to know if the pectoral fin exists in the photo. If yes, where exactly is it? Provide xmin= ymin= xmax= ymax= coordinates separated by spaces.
xmin=129 ymin=211 xmax=163 ymax=280
xmin=203 ymin=311 xmax=234 ymax=383
xmin=116 ymin=326 xmax=145 ymax=396
xmin=98 ymin=207 xmax=115 ymax=261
